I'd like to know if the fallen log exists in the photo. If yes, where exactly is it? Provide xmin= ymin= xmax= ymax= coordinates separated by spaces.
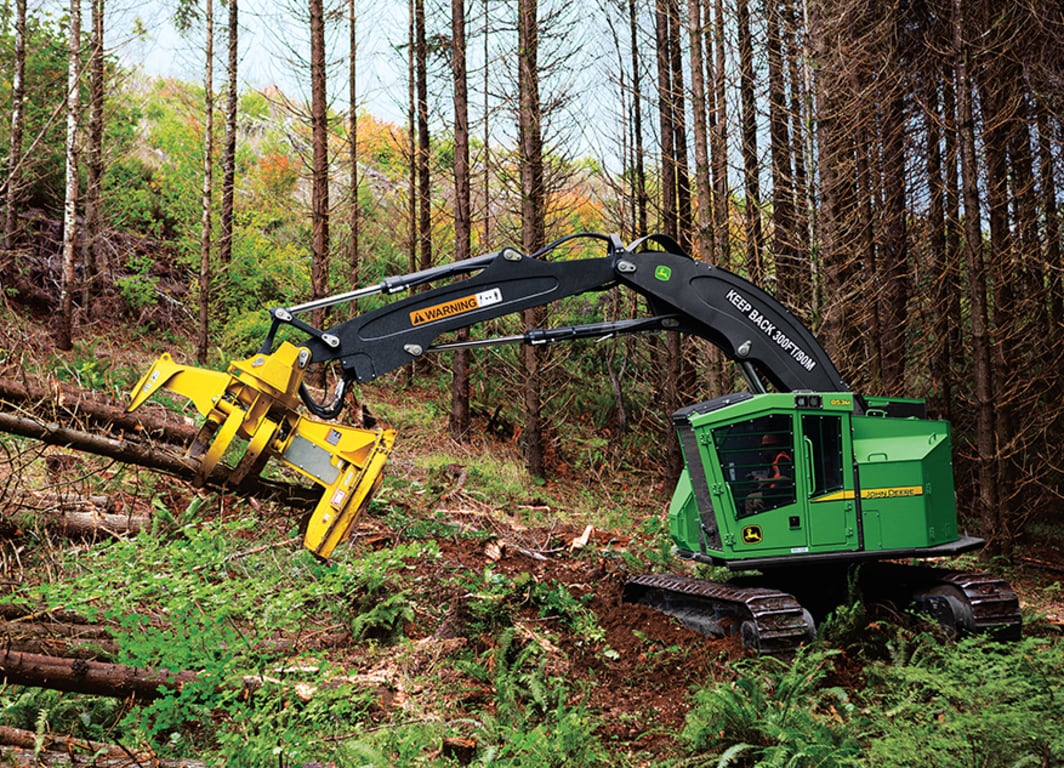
xmin=0 ymin=411 xmax=319 ymax=508
xmin=0 ymin=375 xmax=196 ymax=446
xmin=0 ymin=609 xmax=349 ymax=661
xmin=0 ymin=648 xmax=198 ymax=699
xmin=6 ymin=489 xmax=116 ymax=513
xmin=4 ymin=499 xmax=147 ymax=536
xmin=4 ymin=491 xmax=148 ymax=538
xmin=0 ymin=619 xmax=118 ymax=660
xmin=0 ymin=724 xmax=146 ymax=761
xmin=0 ymin=737 xmax=208 ymax=768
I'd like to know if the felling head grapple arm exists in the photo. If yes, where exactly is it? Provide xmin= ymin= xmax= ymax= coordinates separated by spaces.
xmin=128 ymin=232 xmax=847 ymax=559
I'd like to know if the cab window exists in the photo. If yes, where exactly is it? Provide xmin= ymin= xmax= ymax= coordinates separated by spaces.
xmin=712 ymin=414 xmax=795 ymax=518
xmin=801 ymin=414 xmax=844 ymax=497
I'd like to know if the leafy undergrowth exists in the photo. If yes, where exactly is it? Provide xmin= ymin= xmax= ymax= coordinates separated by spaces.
xmin=2 ymin=328 xmax=1063 ymax=766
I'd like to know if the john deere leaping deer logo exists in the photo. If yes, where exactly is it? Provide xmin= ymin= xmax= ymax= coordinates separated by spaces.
xmin=742 ymin=525 xmax=763 ymax=544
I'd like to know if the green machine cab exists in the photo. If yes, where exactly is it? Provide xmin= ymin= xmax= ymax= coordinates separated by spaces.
xmin=668 ymin=392 xmax=980 ymax=569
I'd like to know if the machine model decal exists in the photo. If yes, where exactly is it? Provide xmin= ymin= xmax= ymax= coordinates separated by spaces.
xmin=741 ymin=525 xmax=763 ymax=544
xmin=410 ymin=288 xmax=503 ymax=327
xmin=812 ymin=485 xmax=924 ymax=503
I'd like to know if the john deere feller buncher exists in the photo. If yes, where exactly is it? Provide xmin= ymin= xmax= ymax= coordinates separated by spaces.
xmin=128 ymin=232 xmax=1021 ymax=654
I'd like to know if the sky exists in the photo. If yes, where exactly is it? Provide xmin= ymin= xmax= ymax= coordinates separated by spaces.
xmin=117 ymin=0 xmax=412 ymax=127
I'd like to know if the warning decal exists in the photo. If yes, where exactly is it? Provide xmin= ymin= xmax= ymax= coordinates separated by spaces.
xmin=409 ymin=288 xmax=503 ymax=327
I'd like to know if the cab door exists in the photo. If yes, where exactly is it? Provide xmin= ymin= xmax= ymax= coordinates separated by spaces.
xmin=710 ymin=412 xmax=809 ymax=557
xmin=799 ymin=413 xmax=859 ymax=552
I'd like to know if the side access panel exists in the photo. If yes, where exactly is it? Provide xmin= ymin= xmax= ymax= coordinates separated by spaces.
xmin=852 ymin=414 xmax=957 ymax=552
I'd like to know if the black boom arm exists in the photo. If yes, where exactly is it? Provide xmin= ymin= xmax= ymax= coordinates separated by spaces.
xmin=263 ymin=233 xmax=848 ymax=413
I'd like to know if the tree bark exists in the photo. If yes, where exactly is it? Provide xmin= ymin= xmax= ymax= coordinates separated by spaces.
xmin=667 ymin=0 xmax=691 ymax=252
xmin=0 ymin=726 xmax=208 ymax=767
xmin=219 ymin=0 xmax=238 ymax=267
xmin=736 ymin=0 xmax=762 ymax=281
xmin=4 ymin=495 xmax=148 ymax=539
xmin=687 ymin=0 xmax=711 ymax=262
xmin=415 ymin=0 xmax=431 ymax=277
xmin=1036 ymin=106 xmax=1061 ymax=328
xmin=310 ymin=0 xmax=330 ymax=336
xmin=654 ymin=0 xmax=676 ymax=239
xmin=0 ymin=616 xmax=119 ymax=660
xmin=767 ymin=0 xmax=798 ymax=302
xmin=0 ymin=648 xmax=199 ymax=699
xmin=80 ymin=0 xmax=105 ymax=308
xmin=877 ymin=11 xmax=909 ymax=394
xmin=0 ymin=374 xmax=198 ymax=445
xmin=953 ymin=0 xmax=999 ymax=550
xmin=710 ymin=0 xmax=729 ymax=265
xmin=348 ymin=0 xmax=360 ymax=310
xmin=3 ymin=0 xmax=26 ymax=252
xmin=196 ymin=0 xmax=214 ymax=364
xmin=517 ymin=0 xmax=546 ymax=478
xmin=450 ymin=0 xmax=472 ymax=441
xmin=628 ymin=0 xmax=647 ymax=238
xmin=55 ymin=0 xmax=81 ymax=351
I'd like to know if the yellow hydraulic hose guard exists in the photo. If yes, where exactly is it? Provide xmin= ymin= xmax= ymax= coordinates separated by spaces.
xmin=127 ymin=343 xmax=395 ymax=559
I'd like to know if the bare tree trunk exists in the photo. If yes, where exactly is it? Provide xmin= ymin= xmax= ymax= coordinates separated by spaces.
xmin=0 ymin=410 xmax=317 ymax=506
xmin=517 ymin=0 xmax=546 ymax=478
xmin=80 ymin=0 xmax=105 ymax=308
xmin=482 ymin=0 xmax=492 ymax=247
xmin=415 ymin=0 xmax=431 ymax=275
xmin=810 ymin=0 xmax=858 ymax=365
xmin=925 ymin=69 xmax=953 ymax=419
xmin=310 ymin=0 xmax=330 ymax=335
xmin=219 ymin=0 xmax=238 ymax=267
xmin=450 ymin=0 xmax=472 ymax=441
xmin=55 ymin=0 xmax=81 ymax=352
xmin=654 ymin=0 xmax=676 ymax=238
xmin=877 ymin=8 xmax=909 ymax=394
xmin=710 ymin=0 xmax=729 ymax=266
xmin=0 ymin=724 xmax=208 ymax=767
xmin=941 ymin=71 xmax=963 ymax=421
xmin=407 ymin=0 xmax=416 ymax=271
xmin=737 ymin=0 xmax=762 ymax=281
xmin=953 ymin=0 xmax=999 ymax=550
xmin=0 ymin=374 xmax=197 ymax=444
xmin=3 ymin=0 xmax=26 ymax=253
xmin=1037 ymin=106 xmax=1061 ymax=328
xmin=348 ymin=0 xmax=360 ymax=309
xmin=628 ymin=0 xmax=647 ymax=238
xmin=196 ymin=0 xmax=214 ymax=364
xmin=767 ymin=0 xmax=798 ymax=303
xmin=667 ymin=0 xmax=691 ymax=252
xmin=785 ymin=0 xmax=812 ymax=313
xmin=687 ymin=0 xmax=711 ymax=261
